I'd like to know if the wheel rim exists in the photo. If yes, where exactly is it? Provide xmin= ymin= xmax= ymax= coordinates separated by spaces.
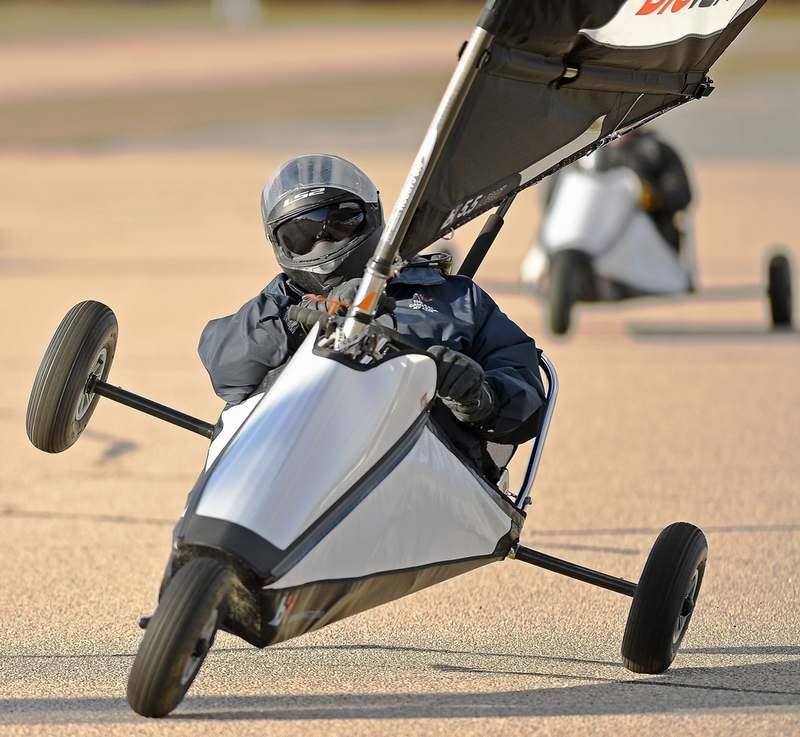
xmin=673 ymin=568 xmax=699 ymax=646
xmin=75 ymin=347 xmax=108 ymax=421
xmin=180 ymin=608 xmax=218 ymax=686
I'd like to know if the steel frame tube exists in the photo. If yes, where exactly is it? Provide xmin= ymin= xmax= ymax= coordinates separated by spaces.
xmin=344 ymin=25 xmax=494 ymax=338
xmin=457 ymin=194 xmax=517 ymax=279
xmin=90 ymin=378 xmax=216 ymax=439
xmin=512 ymin=545 xmax=637 ymax=598
xmin=514 ymin=353 xmax=559 ymax=510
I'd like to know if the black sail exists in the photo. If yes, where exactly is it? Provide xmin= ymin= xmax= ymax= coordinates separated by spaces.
xmin=399 ymin=0 xmax=766 ymax=258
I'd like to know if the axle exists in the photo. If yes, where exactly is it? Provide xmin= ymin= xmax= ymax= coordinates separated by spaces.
xmin=511 ymin=544 xmax=637 ymax=597
xmin=88 ymin=377 xmax=216 ymax=439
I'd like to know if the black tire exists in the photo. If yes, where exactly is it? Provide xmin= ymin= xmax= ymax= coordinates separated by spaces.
xmin=548 ymin=252 xmax=578 ymax=335
xmin=622 ymin=522 xmax=707 ymax=674
xmin=767 ymin=252 xmax=793 ymax=328
xmin=26 ymin=301 xmax=118 ymax=453
xmin=127 ymin=557 xmax=232 ymax=718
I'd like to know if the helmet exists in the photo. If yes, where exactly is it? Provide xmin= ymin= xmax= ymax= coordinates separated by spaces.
xmin=261 ymin=154 xmax=383 ymax=294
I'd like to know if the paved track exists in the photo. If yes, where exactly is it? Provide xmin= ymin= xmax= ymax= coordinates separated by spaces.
xmin=1 ymin=16 xmax=799 ymax=737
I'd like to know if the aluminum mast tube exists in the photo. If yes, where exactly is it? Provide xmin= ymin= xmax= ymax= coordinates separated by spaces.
xmin=343 ymin=26 xmax=494 ymax=338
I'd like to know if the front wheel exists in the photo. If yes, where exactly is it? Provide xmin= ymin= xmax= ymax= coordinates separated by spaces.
xmin=622 ymin=522 xmax=707 ymax=674
xmin=127 ymin=557 xmax=232 ymax=718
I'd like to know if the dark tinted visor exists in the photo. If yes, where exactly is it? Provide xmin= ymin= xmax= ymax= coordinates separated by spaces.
xmin=276 ymin=201 xmax=365 ymax=256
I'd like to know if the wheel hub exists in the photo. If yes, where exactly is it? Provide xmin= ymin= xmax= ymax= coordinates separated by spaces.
xmin=180 ymin=609 xmax=218 ymax=686
xmin=75 ymin=348 xmax=108 ymax=421
xmin=673 ymin=568 xmax=699 ymax=645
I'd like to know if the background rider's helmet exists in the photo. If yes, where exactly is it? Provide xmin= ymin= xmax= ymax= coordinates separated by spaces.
xmin=261 ymin=154 xmax=384 ymax=294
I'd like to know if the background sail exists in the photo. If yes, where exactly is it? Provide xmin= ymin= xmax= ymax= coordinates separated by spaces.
xmin=399 ymin=0 xmax=767 ymax=259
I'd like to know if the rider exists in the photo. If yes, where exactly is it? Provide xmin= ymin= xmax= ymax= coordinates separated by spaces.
xmin=596 ymin=127 xmax=693 ymax=252
xmin=198 ymin=153 xmax=545 ymax=481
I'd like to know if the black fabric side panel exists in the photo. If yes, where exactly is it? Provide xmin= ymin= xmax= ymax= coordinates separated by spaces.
xmin=180 ymin=515 xmax=285 ymax=577
xmin=261 ymin=555 xmax=500 ymax=646
xmin=485 ymin=46 xmax=707 ymax=96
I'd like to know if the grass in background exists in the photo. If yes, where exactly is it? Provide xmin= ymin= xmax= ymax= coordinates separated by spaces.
xmin=1 ymin=0 xmax=797 ymax=43
xmin=0 ymin=1 xmax=476 ymax=42
xmin=1 ymin=1 xmax=795 ymax=153
xmin=0 ymin=71 xmax=447 ymax=148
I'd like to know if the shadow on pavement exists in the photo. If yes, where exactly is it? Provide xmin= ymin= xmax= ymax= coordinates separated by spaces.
xmin=531 ymin=540 xmax=641 ymax=556
xmin=685 ymin=645 xmax=800 ymax=656
xmin=534 ymin=523 xmax=800 ymax=537
xmin=0 ymin=507 xmax=172 ymax=527
xmin=2 ymin=656 xmax=797 ymax=724
xmin=83 ymin=429 xmax=139 ymax=463
xmin=627 ymin=322 xmax=798 ymax=341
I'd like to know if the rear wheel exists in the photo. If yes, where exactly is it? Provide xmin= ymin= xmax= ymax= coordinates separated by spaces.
xmin=26 ymin=301 xmax=117 ymax=453
xmin=622 ymin=522 xmax=707 ymax=674
xmin=548 ymin=251 xmax=581 ymax=335
xmin=127 ymin=557 xmax=232 ymax=718
xmin=767 ymin=252 xmax=793 ymax=328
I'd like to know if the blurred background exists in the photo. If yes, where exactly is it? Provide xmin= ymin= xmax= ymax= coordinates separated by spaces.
xmin=1 ymin=1 xmax=797 ymax=155
xmin=1 ymin=2 xmax=799 ymax=731
xmin=1 ymin=1 xmax=797 ymax=404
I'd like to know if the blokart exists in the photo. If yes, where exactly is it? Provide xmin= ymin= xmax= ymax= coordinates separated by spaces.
xmin=26 ymin=0 xmax=766 ymax=718
xmin=520 ymin=152 xmax=794 ymax=335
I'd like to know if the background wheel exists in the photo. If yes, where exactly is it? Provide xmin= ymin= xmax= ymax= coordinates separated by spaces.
xmin=26 ymin=301 xmax=117 ymax=453
xmin=127 ymin=557 xmax=232 ymax=718
xmin=767 ymin=251 xmax=793 ymax=328
xmin=548 ymin=251 xmax=579 ymax=335
xmin=622 ymin=522 xmax=708 ymax=674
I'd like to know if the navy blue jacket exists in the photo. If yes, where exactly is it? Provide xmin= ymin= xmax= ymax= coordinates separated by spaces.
xmin=199 ymin=265 xmax=545 ymax=475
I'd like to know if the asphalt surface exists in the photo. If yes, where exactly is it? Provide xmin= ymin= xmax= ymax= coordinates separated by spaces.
xmin=1 ymin=13 xmax=799 ymax=737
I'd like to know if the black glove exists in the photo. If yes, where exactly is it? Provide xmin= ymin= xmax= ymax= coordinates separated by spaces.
xmin=427 ymin=345 xmax=494 ymax=424
xmin=301 ymin=278 xmax=395 ymax=315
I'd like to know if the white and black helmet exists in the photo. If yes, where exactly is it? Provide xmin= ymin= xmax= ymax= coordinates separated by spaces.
xmin=261 ymin=154 xmax=383 ymax=294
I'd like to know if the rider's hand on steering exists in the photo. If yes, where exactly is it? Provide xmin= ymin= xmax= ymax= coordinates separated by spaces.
xmin=327 ymin=278 xmax=362 ymax=306
xmin=301 ymin=278 xmax=359 ymax=313
xmin=427 ymin=346 xmax=495 ymax=425
xmin=302 ymin=278 xmax=395 ymax=316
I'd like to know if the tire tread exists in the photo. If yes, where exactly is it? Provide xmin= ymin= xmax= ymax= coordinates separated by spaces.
xmin=622 ymin=522 xmax=707 ymax=674
xmin=26 ymin=301 xmax=117 ymax=452
xmin=127 ymin=557 xmax=231 ymax=718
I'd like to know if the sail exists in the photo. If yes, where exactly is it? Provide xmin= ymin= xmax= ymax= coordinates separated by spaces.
xmin=399 ymin=0 xmax=766 ymax=258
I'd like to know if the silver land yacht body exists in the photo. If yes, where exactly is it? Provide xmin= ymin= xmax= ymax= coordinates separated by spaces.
xmin=521 ymin=155 xmax=696 ymax=333
xmin=177 ymin=323 xmax=542 ymax=647
xmin=25 ymin=0 xmax=767 ymax=718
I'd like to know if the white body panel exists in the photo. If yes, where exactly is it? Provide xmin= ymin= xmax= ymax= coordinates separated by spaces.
xmin=522 ymin=162 xmax=693 ymax=295
xmin=196 ymin=327 xmax=438 ymax=549
xmin=595 ymin=207 xmax=692 ymax=293
xmin=268 ymin=426 xmax=512 ymax=589
xmin=541 ymin=167 xmax=641 ymax=257
xmin=205 ymin=393 xmax=263 ymax=470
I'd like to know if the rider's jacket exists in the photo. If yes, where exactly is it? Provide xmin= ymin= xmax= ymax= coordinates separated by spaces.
xmin=198 ymin=263 xmax=545 ymax=477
